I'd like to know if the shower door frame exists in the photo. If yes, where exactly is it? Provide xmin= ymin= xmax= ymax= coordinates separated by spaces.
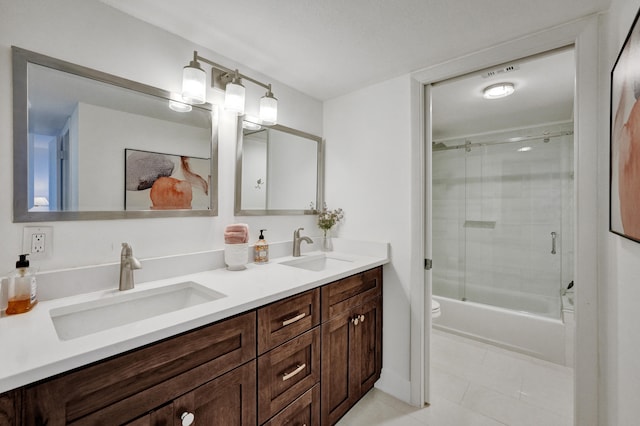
xmin=409 ymin=16 xmax=599 ymax=426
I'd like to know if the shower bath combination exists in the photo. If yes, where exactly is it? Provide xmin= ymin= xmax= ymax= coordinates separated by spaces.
xmin=431 ymin=123 xmax=575 ymax=365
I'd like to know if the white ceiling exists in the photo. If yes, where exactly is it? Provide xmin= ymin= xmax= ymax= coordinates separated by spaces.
xmin=101 ymin=0 xmax=609 ymax=101
xmin=432 ymin=47 xmax=575 ymax=141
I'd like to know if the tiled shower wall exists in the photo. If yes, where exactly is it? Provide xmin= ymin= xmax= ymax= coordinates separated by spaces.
xmin=432 ymin=123 xmax=574 ymax=318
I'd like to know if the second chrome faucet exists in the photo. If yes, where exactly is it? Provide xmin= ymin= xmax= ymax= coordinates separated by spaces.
xmin=119 ymin=242 xmax=142 ymax=291
xmin=292 ymin=228 xmax=313 ymax=257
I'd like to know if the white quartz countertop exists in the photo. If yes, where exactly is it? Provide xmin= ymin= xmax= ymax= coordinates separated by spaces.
xmin=0 ymin=243 xmax=389 ymax=394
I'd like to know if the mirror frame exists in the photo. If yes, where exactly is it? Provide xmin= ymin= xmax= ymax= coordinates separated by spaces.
xmin=234 ymin=119 xmax=324 ymax=215
xmin=12 ymin=46 xmax=218 ymax=222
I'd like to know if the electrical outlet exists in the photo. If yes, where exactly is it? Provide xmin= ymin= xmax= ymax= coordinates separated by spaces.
xmin=32 ymin=233 xmax=46 ymax=253
xmin=22 ymin=226 xmax=53 ymax=260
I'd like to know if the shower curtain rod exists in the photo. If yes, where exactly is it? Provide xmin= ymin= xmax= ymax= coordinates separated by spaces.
xmin=432 ymin=130 xmax=573 ymax=152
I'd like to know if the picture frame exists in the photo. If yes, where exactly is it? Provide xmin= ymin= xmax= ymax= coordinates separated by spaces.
xmin=610 ymin=6 xmax=640 ymax=243
xmin=125 ymin=148 xmax=211 ymax=211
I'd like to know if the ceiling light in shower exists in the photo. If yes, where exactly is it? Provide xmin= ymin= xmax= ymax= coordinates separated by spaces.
xmin=483 ymin=82 xmax=515 ymax=99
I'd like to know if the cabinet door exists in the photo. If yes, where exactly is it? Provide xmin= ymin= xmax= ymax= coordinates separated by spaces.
xmin=353 ymin=296 xmax=382 ymax=395
xmin=320 ymin=309 xmax=357 ymax=426
xmin=172 ymin=360 xmax=256 ymax=426
xmin=0 ymin=390 xmax=18 ymax=426
xmin=321 ymin=296 xmax=383 ymax=426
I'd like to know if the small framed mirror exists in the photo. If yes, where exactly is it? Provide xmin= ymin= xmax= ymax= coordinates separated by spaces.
xmin=13 ymin=46 xmax=218 ymax=222
xmin=235 ymin=118 xmax=323 ymax=215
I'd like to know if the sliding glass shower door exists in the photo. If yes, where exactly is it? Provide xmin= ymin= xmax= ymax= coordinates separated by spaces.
xmin=432 ymin=127 xmax=573 ymax=319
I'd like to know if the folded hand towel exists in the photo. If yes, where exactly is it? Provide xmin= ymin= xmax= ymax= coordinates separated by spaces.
xmin=224 ymin=223 xmax=249 ymax=244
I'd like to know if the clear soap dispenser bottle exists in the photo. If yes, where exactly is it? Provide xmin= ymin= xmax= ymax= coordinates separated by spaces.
xmin=254 ymin=229 xmax=269 ymax=264
xmin=6 ymin=254 xmax=37 ymax=315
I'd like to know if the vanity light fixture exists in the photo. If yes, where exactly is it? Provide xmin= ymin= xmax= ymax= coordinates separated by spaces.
xmin=168 ymin=100 xmax=192 ymax=112
xmin=482 ymin=82 xmax=515 ymax=99
xmin=260 ymin=86 xmax=278 ymax=125
xmin=181 ymin=51 xmax=278 ymax=123
xmin=33 ymin=196 xmax=49 ymax=207
xmin=242 ymin=119 xmax=263 ymax=131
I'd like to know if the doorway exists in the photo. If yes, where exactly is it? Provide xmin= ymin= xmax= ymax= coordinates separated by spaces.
xmin=430 ymin=47 xmax=575 ymax=364
xmin=412 ymin=18 xmax=599 ymax=425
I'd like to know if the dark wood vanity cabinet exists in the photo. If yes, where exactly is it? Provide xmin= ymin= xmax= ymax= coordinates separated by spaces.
xmin=22 ymin=311 xmax=256 ymax=425
xmin=7 ymin=266 xmax=382 ymax=426
xmin=320 ymin=267 xmax=383 ymax=426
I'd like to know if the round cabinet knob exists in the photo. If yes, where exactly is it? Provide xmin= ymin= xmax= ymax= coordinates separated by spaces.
xmin=180 ymin=411 xmax=195 ymax=426
xmin=359 ymin=314 xmax=366 ymax=322
xmin=352 ymin=316 xmax=359 ymax=326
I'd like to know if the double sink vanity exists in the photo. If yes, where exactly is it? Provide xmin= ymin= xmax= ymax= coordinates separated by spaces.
xmin=5 ymin=45 xmax=388 ymax=425
xmin=0 ymin=240 xmax=388 ymax=425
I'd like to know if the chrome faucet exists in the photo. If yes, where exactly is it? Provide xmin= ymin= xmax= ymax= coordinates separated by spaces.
xmin=292 ymin=228 xmax=313 ymax=257
xmin=119 ymin=242 xmax=142 ymax=291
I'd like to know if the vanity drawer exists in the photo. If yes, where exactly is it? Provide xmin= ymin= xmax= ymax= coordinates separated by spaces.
xmin=23 ymin=311 xmax=256 ymax=425
xmin=321 ymin=267 xmax=382 ymax=321
xmin=258 ymin=288 xmax=320 ymax=354
xmin=263 ymin=384 xmax=320 ymax=426
xmin=258 ymin=327 xmax=320 ymax=424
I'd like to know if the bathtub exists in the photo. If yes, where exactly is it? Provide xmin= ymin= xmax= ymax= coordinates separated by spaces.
xmin=433 ymin=294 xmax=570 ymax=365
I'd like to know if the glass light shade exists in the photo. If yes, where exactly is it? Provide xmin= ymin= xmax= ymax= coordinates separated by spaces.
xmin=169 ymin=100 xmax=192 ymax=112
xmin=182 ymin=65 xmax=206 ymax=104
xmin=33 ymin=196 xmax=49 ymax=206
xmin=259 ymin=94 xmax=278 ymax=125
xmin=483 ymin=82 xmax=515 ymax=99
xmin=225 ymin=81 xmax=245 ymax=115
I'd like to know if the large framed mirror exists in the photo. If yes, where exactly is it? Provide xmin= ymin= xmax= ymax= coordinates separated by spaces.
xmin=235 ymin=118 xmax=323 ymax=215
xmin=13 ymin=46 xmax=218 ymax=222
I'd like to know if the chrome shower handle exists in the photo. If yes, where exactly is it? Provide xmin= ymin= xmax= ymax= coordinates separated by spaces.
xmin=551 ymin=232 xmax=557 ymax=255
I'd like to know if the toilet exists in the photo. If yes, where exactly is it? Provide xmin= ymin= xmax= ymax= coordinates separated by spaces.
xmin=432 ymin=299 xmax=441 ymax=318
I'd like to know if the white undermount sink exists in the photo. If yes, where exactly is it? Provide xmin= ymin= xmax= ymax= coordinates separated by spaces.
xmin=280 ymin=253 xmax=353 ymax=272
xmin=50 ymin=281 xmax=225 ymax=341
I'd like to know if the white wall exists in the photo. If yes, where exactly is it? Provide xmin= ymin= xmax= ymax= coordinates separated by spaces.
xmin=0 ymin=0 xmax=322 ymax=273
xmin=600 ymin=1 xmax=640 ymax=424
xmin=324 ymin=75 xmax=417 ymax=400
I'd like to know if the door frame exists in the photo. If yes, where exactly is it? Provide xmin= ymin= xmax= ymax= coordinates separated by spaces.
xmin=408 ymin=15 xmax=600 ymax=425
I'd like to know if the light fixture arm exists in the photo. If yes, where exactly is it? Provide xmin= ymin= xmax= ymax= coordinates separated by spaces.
xmin=192 ymin=51 xmax=271 ymax=91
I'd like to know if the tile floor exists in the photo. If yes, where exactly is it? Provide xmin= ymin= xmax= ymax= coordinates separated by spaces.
xmin=337 ymin=329 xmax=574 ymax=426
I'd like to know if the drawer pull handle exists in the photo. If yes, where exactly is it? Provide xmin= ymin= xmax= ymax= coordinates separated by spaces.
xmin=282 ymin=363 xmax=306 ymax=381
xmin=180 ymin=411 xmax=195 ymax=426
xmin=282 ymin=312 xmax=306 ymax=327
